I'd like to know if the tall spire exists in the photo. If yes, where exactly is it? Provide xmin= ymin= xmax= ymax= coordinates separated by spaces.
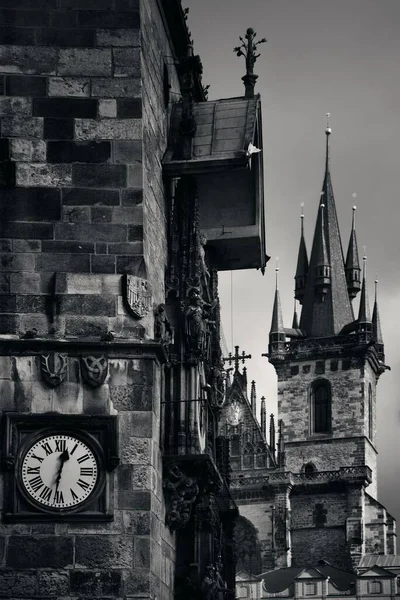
xmin=292 ymin=297 xmax=299 ymax=329
xmin=269 ymin=265 xmax=286 ymax=362
xmin=357 ymin=254 xmax=372 ymax=336
xmin=372 ymin=279 xmax=383 ymax=344
xmin=269 ymin=413 xmax=276 ymax=459
xmin=250 ymin=380 xmax=257 ymax=415
xmin=345 ymin=200 xmax=361 ymax=300
xmin=299 ymin=116 xmax=353 ymax=337
xmin=294 ymin=203 xmax=309 ymax=304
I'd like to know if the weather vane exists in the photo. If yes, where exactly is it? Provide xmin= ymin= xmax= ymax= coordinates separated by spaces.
xmin=234 ymin=28 xmax=266 ymax=98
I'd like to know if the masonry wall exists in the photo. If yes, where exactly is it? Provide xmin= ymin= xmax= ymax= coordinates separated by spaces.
xmin=0 ymin=0 xmax=180 ymax=598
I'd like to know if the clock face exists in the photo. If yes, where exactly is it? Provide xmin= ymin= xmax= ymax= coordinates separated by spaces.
xmin=21 ymin=434 xmax=98 ymax=509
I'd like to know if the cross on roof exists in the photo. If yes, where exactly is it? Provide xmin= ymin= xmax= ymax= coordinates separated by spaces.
xmin=223 ymin=345 xmax=252 ymax=371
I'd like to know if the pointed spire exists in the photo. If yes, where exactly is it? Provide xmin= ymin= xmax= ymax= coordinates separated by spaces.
xmin=250 ymin=380 xmax=257 ymax=415
xmin=292 ymin=298 xmax=299 ymax=329
xmin=299 ymin=117 xmax=353 ymax=336
xmin=358 ymin=254 xmax=372 ymax=336
xmin=372 ymin=279 xmax=383 ymax=344
xmin=269 ymin=413 xmax=276 ymax=459
xmin=277 ymin=419 xmax=285 ymax=468
xmin=345 ymin=200 xmax=361 ymax=300
xmin=294 ymin=203 xmax=309 ymax=304
xmin=269 ymin=264 xmax=286 ymax=363
xmin=261 ymin=396 xmax=266 ymax=438
xmin=242 ymin=366 xmax=248 ymax=395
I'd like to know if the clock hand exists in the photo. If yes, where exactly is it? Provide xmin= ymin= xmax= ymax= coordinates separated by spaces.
xmin=53 ymin=450 xmax=70 ymax=501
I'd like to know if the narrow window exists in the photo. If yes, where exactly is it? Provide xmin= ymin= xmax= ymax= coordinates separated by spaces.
xmin=368 ymin=384 xmax=373 ymax=441
xmin=312 ymin=381 xmax=331 ymax=434
xmin=368 ymin=581 xmax=382 ymax=594
xmin=304 ymin=582 xmax=317 ymax=596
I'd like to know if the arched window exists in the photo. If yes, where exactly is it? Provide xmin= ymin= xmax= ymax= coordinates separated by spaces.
xmin=311 ymin=380 xmax=331 ymax=434
xmin=368 ymin=384 xmax=373 ymax=441
xmin=243 ymin=442 xmax=254 ymax=468
xmin=304 ymin=463 xmax=316 ymax=475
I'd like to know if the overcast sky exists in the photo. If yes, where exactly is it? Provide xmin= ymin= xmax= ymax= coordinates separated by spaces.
xmin=186 ymin=0 xmax=400 ymax=522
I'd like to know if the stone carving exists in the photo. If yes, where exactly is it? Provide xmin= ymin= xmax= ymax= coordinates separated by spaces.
xmin=184 ymin=288 xmax=207 ymax=356
xmin=81 ymin=355 xmax=108 ymax=387
xmin=164 ymin=462 xmax=199 ymax=530
xmin=201 ymin=563 xmax=230 ymax=600
xmin=154 ymin=303 xmax=173 ymax=346
xmin=123 ymin=274 xmax=152 ymax=319
xmin=40 ymin=353 xmax=68 ymax=387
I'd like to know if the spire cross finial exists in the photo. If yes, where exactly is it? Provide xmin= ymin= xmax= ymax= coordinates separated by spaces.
xmin=300 ymin=202 xmax=305 ymax=234
xmin=234 ymin=28 xmax=266 ymax=98
xmin=325 ymin=113 xmax=331 ymax=170
xmin=351 ymin=196 xmax=357 ymax=229
xmin=325 ymin=112 xmax=331 ymax=135
xmin=223 ymin=345 xmax=252 ymax=372
xmin=375 ymin=277 xmax=378 ymax=300
xmin=275 ymin=256 xmax=279 ymax=289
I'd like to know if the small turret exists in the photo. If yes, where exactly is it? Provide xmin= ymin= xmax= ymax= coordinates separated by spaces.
xmin=277 ymin=419 xmax=285 ymax=469
xmin=292 ymin=298 xmax=299 ymax=329
xmin=357 ymin=254 xmax=372 ymax=339
xmin=372 ymin=279 xmax=384 ymax=360
xmin=269 ymin=413 xmax=276 ymax=459
xmin=314 ymin=201 xmax=331 ymax=300
xmin=268 ymin=267 xmax=286 ymax=362
xmin=294 ymin=204 xmax=309 ymax=304
xmin=345 ymin=203 xmax=361 ymax=299
xmin=250 ymin=380 xmax=257 ymax=416
xmin=261 ymin=396 xmax=266 ymax=438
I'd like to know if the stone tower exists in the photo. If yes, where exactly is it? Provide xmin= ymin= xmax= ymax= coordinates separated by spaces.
xmin=267 ymin=124 xmax=396 ymax=569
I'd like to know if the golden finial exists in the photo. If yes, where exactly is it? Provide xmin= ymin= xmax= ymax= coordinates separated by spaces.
xmin=325 ymin=112 xmax=331 ymax=135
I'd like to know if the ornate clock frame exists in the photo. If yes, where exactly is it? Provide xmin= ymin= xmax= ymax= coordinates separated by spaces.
xmin=1 ymin=413 xmax=119 ymax=523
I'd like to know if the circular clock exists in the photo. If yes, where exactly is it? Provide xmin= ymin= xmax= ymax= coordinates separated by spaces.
xmin=20 ymin=433 xmax=99 ymax=510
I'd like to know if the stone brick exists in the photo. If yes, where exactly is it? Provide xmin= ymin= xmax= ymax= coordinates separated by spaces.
xmin=10 ymin=139 xmax=46 ymax=162
xmin=10 ymin=272 xmax=41 ymax=293
xmin=108 ymin=242 xmax=142 ymax=255
xmin=117 ymin=98 xmax=142 ymax=119
xmin=0 ymin=253 xmax=35 ymax=271
xmin=6 ymin=536 xmax=73 ymax=568
xmin=70 ymin=570 xmax=122 ymax=595
xmin=91 ymin=77 xmax=140 ymax=98
xmin=122 ymin=188 xmax=143 ymax=205
xmin=42 ymin=240 xmax=94 ymax=254
xmin=82 ymin=384 xmax=109 ymax=414
xmin=0 ymin=294 xmax=16 ymax=312
xmin=48 ymin=76 xmax=90 ymax=97
xmin=0 ymin=570 xmax=37 ymax=597
xmin=58 ymin=48 xmax=112 ymax=76
xmin=118 ymin=489 xmax=151 ymax=510
xmin=96 ymin=28 xmax=140 ymax=47
xmin=63 ymin=205 xmax=90 ymax=222
xmin=115 ymin=0 xmax=139 ymax=8
xmin=0 ymin=26 xmax=35 ymax=45
xmin=13 ymin=239 xmax=41 ymax=252
xmin=113 ymin=140 xmax=142 ymax=163
xmin=58 ymin=294 xmax=116 ymax=316
xmin=16 ymin=163 xmax=72 ymax=187
xmin=0 ymin=222 xmax=54 ymax=239
xmin=75 ymin=118 xmax=141 ymax=140
xmin=5 ymin=74 xmax=46 ymax=96
xmin=0 ymin=187 xmax=61 ymax=221
xmin=36 ymin=27 xmax=96 ymax=47
xmin=98 ymin=98 xmax=117 ymax=118
xmin=37 ymin=253 xmax=90 ymax=272
xmin=77 ymin=10 xmax=140 ymax=29
xmin=0 ymin=138 xmax=9 ymax=160
xmin=117 ymin=255 xmax=147 ymax=274
xmin=72 ymin=163 xmax=126 ymax=187
xmin=16 ymin=294 xmax=48 ymax=313
xmin=47 ymin=140 xmax=111 ymax=163
xmin=55 ymin=222 xmax=127 ymax=242
xmin=113 ymin=47 xmax=140 ymax=77
xmin=120 ymin=434 xmax=151 ymax=465
xmin=0 ymin=314 xmax=19 ymax=333
xmin=91 ymin=206 xmax=112 ymax=222
xmin=0 ymin=96 xmax=31 ymax=116
xmin=44 ymin=117 xmax=74 ymax=140
xmin=91 ymin=255 xmax=116 ymax=274
xmin=37 ymin=570 xmax=70 ymax=596
xmin=0 ymin=161 xmax=15 ymax=187
xmin=123 ymin=569 xmax=150 ymax=595
xmin=0 ymin=0 xmax=58 ymax=6
xmin=65 ymin=315 xmax=108 ymax=337
xmin=127 ymin=163 xmax=143 ymax=187
xmin=0 ymin=74 xmax=3 ymax=94
xmin=62 ymin=187 xmax=120 ymax=205
xmin=75 ymin=535 xmax=134 ymax=569
xmin=33 ymin=97 xmax=98 ymax=118
xmin=50 ymin=9 xmax=78 ymax=28
xmin=0 ymin=45 xmax=57 ymax=75
xmin=1 ymin=116 xmax=43 ymax=138
xmin=0 ymin=8 xmax=50 ymax=26
xmin=110 ymin=384 xmax=152 ymax=411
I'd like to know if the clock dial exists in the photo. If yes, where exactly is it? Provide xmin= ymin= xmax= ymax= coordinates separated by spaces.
xmin=21 ymin=434 xmax=98 ymax=509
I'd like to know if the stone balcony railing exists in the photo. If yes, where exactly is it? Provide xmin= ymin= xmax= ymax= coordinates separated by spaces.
xmin=230 ymin=466 xmax=372 ymax=489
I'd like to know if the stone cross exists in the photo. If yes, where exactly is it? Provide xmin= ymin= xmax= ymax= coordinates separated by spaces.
xmin=223 ymin=345 xmax=251 ymax=372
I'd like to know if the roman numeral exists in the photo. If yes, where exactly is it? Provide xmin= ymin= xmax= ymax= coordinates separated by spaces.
xmin=80 ymin=467 xmax=94 ymax=477
xmin=41 ymin=442 xmax=53 ymax=456
xmin=29 ymin=476 xmax=43 ymax=493
xmin=54 ymin=490 xmax=64 ymax=504
xmin=55 ymin=439 xmax=66 ymax=452
xmin=77 ymin=454 xmax=89 ymax=464
xmin=70 ymin=488 xmax=79 ymax=501
xmin=31 ymin=453 xmax=44 ymax=463
xmin=39 ymin=486 xmax=52 ymax=502
xmin=77 ymin=478 xmax=90 ymax=490
xmin=27 ymin=466 xmax=40 ymax=474
xmin=70 ymin=443 xmax=78 ymax=455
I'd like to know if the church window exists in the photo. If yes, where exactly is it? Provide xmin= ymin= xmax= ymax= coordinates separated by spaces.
xmin=304 ymin=463 xmax=316 ymax=475
xmin=304 ymin=582 xmax=317 ymax=595
xmin=243 ymin=442 xmax=254 ymax=468
xmin=368 ymin=384 xmax=373 ymax=441
xmin=311 ymin=380 xmax=331 ymax=434
xmin=231 ymin=436 xmax=240 ymax=456
xmin=368 ymin=581 xmax=382 ymax=594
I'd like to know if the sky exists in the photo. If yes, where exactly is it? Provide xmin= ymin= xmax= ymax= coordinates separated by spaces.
xmin=186 ymin=0 xmax=400 ymax=523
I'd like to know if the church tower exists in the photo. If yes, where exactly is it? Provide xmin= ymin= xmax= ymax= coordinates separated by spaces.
xmin=267 ymin=122 xmax=395 ymax=569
